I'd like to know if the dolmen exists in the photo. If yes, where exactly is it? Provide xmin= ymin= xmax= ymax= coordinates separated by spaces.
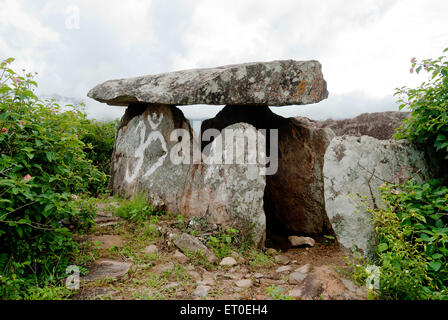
xmin=88 ymin=60 xmax=433 ymax=253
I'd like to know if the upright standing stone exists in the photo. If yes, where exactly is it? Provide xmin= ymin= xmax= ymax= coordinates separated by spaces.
xmin=111 ymin=103 xmax=266 ymax=247
xmin=323 ymin=135 xmax=433 ymax=253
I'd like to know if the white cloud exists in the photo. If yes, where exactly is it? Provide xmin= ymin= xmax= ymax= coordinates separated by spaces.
xmin=1 ymin=0 xmax=447 ymax=122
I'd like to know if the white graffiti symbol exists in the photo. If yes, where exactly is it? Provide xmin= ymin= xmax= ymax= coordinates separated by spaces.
xmin=65 ymin=265 xmax=80 ymax=290
xmin=125 ymin=113 xmax=168 ymax=183
xmin=365 ymin=265 xmax=380 ymax=290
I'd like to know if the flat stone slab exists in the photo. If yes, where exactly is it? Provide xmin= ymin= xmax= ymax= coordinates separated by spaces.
xmin=87 ymin=60 xmax=328 ymax=106
xmin=81 ymin=259 xmax=132 ymax=281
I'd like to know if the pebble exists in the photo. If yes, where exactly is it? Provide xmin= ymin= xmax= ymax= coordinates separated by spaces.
xmin=172 ymin=250 xmax=189 ymax=263
xmin=165 ymin=282 xmax=180 ymax=290
xmin=288 ymin=236 xmax=315 ymax=247
xmin=220 ymin=257 xmax=238 ymax=267
xmin=276 ymin=265 xmax=292 ymax=273
xmin=197 ymin=278 xmax=215 ymax=286
xmin=295 ymin=264 xmax=311 ymax=274
xmin=289 ymin=272 xmax=307 ymax=284
xmin=187 ymin=270 xmax=202 ymax=280
xmin=235 ymin=279 xmax=253 ymax=288
xmin=142 ymin=244 xmax=158 ymax=255
xmin=274 ymin=255 xmax=290 ymax=265
xmin=193 ymin=285 xmax=211 ymax=298
xmin=288 ymin=288 xmax=303 ymax=299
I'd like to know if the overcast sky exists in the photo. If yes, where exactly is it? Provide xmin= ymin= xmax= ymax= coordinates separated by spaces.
xmin=1 ymin=0 xmax=447 ymax=121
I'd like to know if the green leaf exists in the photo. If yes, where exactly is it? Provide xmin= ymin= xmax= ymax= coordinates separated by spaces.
xmin=428 ymin=261 xmax=442 ymax=272
xmin=377 ymin=243 xmax=388 ymax=252
xmin=45 ymin=151 xmax=56 ymax=162
xmin=432 ymin=253 xmax=443 ymax=260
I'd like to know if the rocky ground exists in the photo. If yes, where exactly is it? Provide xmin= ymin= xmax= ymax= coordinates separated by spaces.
xmin=71 ymin=199 xmax=369 ymax=300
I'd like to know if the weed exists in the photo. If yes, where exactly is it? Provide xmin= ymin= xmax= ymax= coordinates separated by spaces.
xmin=245 ymin=249 xmax=274 ymax=269
xmin=265 ymin=285 xmax=293 ymax=300
xmin=183 ymin=250 xmax=215 ymax=270
xmin=114 ymin=194 xmax=163 ymax=222
xmin=207 ymin=228 xmax=239 ymax=259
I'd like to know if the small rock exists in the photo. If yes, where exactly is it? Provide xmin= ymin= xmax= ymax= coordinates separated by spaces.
xmin=289 ymin=272 xmax=307 ymax=284
xmin=260 ymin=279 xmax=285 ymax=286
xmin=235 ymin=279 xmax=253 ymax=288
xmin=165 ymin=282 xmax=180 ymax=290
xmin=223 ymin=273 xmax=243 ymax=280
xmin=276 ymin=266 xmax=292 ymax=273
xmin=288 ymin=236 xmax=315 ymax=247
xmin=274 ymin=255 xmax=290 ymax=265
xmin=270 ymin=272 xmax=281 ymax=280
xmin=231 ymin=251 xmax=246 ymax=263
xmin=153 ymin=262 xmax=174 ymax=274
xmin=220 ymin=257 xmax=238 ymax=267
xmin=197 ymin=279 xmax=215 ymax=286
xmin=81 ymin=259 xmax=131 ymax=281
xmin=202 ymin=271 xmax=215 ymax=280
xmin=172 ymin=250 xmax=189 ymax=263
xmin=288 ymin=288 xmax=303 ymax=299
xmin=174 ymin=233 xmax=218 ymax=263
xmin=187 ymin=270 xmax=202 ymax=280
xmin=254 ymin=273 xmax=264 ymax=279
xmin=142 ymin=244 xmax=158 ymax=255
xmin=295 ymin=264 xmax=312 ymax=274
xmin=266 ymin=248 xmax=277 ymax=255
xmin=194 ymin=285 xmax=211 ymax=298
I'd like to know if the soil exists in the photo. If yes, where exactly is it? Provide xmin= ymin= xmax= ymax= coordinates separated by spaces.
xmin=70 ymin=199 xmax=367 ymax=300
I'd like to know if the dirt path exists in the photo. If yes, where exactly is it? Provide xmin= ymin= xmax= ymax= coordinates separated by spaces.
xmin=71 ymin=199 xmax=368 ymax=300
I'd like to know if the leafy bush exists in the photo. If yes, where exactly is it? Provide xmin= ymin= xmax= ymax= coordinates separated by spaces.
xmin=0 ymin=57 xmax=108 ymax=299
xmin=394 ymin=48 xmax=448 ymax=159
xmin=78 ymin=117 xmax=117 ymax=175
xmin=368 ymin=181 xmax=448 ymax=299
xmin=114 ymin=194 xmax=163 ymax=222
xmin=359 ymin=49 xmax=448 ymax=300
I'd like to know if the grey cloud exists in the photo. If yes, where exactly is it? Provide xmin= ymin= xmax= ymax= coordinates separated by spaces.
xmin=1 ymin=0 xmax=444 ymax=124
xmin=271 ymin=92 xmax=397 ymax=120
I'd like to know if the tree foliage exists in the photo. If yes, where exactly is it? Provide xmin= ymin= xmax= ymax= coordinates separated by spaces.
xmin=395 ymin=48 xmax=448 ymax=159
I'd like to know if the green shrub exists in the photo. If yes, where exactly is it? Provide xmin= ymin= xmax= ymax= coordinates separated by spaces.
xmin=394 ymin=48 xmax=448 ymax=159
xmin=368 ymin=181 xmax=448 ymax=299
xmin=363 ymin=49 xmax=448 ymax=300
xmin=78 ymin=117 xmax=117 ymax=175
xmin=114 ymin=194 xmax=163 ymax=222
xmin=0 ymin=57 xmax=108 ymax=299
